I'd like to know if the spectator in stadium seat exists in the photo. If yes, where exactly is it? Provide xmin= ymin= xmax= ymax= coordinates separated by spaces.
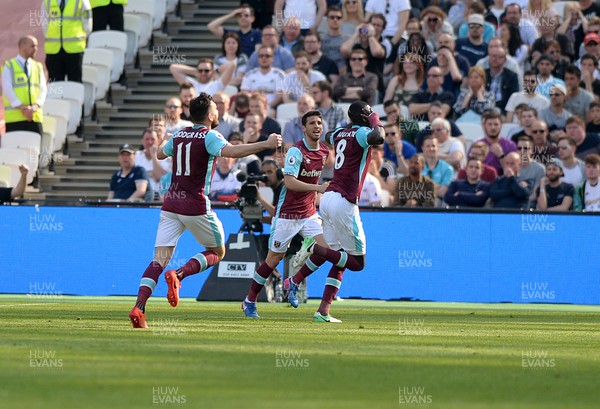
xmin=573 ymin=153 xmax=600 ymax=211
xmin=213 ymin=32 xmax=249 ymax=88
xmin=530 ymin=120 xmax=559 ymax=165
xmin=149 ymin=115 xmax=167 ymax=140
xmin=489 ymin=151 xmax=532 ymax=209
xmin=364 ymin=0 xmax=410 ymax=45
xmin=444 ymin=157 xmax=490 ymax=208
xmin=282 ymin=51 xmax=326 ymax=103
xmin=420 ymin=6 xmax=454 ymax=52
xmin=457 ymin=1 xmax=496 ymax=44
xmin=587 ymin=102 xmax=600 ymax=133
xmin=414 ymin=102 xmax=465 ymax=153
xmin=458 ymin=141 xmax=498 ymax=183
xmin=341 ymin=0 xmax=366 ymax=37
xmin=320 ymin=7 xmax=351 ymax=73
xmin=394 ymin=154 xmax=435 ymax=207
xmin=531 ymin=161 xmax=574 ymax=211
xmin=503 ymin=3 xmax=538 ymax=47
xmin=0 ymin=164 xmax=28 ymax=204
xmin=516 ymin=135 xmax=546 ymax=190
xmin=476 ymin=110 xmax=517 ymax=176
xmin=239 ymin=92 xmax=281 ymax=137
xmin=274 ymin=0 xmax=327 ymax=34
xmin=556 ymin=136 xmax=586 ymax=187
xmin=408 ymin=66 xmax=454 ymax=121
xmin=303 ymin=31 xmax=339 ymax=84
xmin=421 ymin=134 xmax=453 ymax=206
xmin=539 ymin=84 xmax=572 ymax=139
xmin=134 ymin=129 xmax=171 ymax=199
xmin=179 ymin=83 xmax=196 ymax=122
xmin=476 ymin=38 xmax=524 ymax=91
xmin=384 ymin=52 xmax=427 ymax=107
xmin=207 ymin=5 xmax=262 ymax=57
xmin=430 ymin=37 xmax=469 ymax=99
xmin=565 ymin=116 xmax=600 ymax=159
xmin=453 ymin=66 xmax=495 ymax=120
xmin=383 ymin=122 xmax=416 ymax=172
xmin=246 ymin=26 xmax=295 ymax=71
xmin=229 ymin=132 xmax=262 ymax=176
xmin=564 ymin=65 xmax=595 ymax=119
xmin=485 ymin=47 xmax=519 ymax=118
xmin=504 ymin=70 xmax=550 ymax=123
xmin=241 ymin=45 xmax=287 ymax=112
xmin=163 ymin=97 xmax=193 ymax=137
xmin=430 ymin=117 xmax=466 ymax=171
xmin=369 ymin=144 xmax=397 ymax=194
xmin=455 ymin=14 xmax=488 ymax=67
xmin=108 ymin=144 xmax=150 ymax=202
xmin=510 ymin=105 xmax=539 ymax=143
xmin=311 ymin=80 xmax=346 ymax=130
xmin=209 ymin=156 xmax=242 ymax=202
xmin=579 ymin=54 xmax=600 ymax=99
xmin=169 ymin=58 xmax=236 ymax=95
xmin=332 ymin=49 xmax=378 ymax=105
xmin=242 ymin=113 xmax=274 ymax=161
xmin=535 ymin=55 xmax=566 ymax=99
xmin=213 ymin=92 xmax=241 ymax=140
xmin=283 ymin=94 xmax=329 ymax=148
xmin=280 ymin=17 xmax=305 ymax=55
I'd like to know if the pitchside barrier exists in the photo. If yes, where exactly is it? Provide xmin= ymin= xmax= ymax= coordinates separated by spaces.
xmin=1 ymin=205 xmax=598 ymax=304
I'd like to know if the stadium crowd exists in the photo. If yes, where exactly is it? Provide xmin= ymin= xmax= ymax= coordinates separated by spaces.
xmin=3 ymin=0 xmax=600 ymax=211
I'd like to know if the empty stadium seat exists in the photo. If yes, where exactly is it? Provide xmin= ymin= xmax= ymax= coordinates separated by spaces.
xmin=276 ymin=103 xmax=298 ymax=121
xmin=83 ymin=49 xmax=113 ymax=99
xmin=153 ymin=0 xmax=167 ymax=30
xmin=379 ymin=189 xmax=390 ymax=207
xmin=501 ymin=123 xmax=519 ymax=138
xmin=0 ymin=148 xmax=29 ymax=186
xmin=41 ymin=116 xmax=57 ymax=168
xmin=47 ymin=81 xmax=84 ymax=133
xmin=456 ymin=123 xmax=484 ymax=149
xmin=124 ymin=13 xmax=149 ymax=49
xmin=123 ymin=23 xmax=139 ymax=66
xmin=43 ymin=99 xmax=70 ymax=151
xmin=166 ymin=0 xmax=178 ymax=13
xmin=372 ymin=104 xmax=385 ymax=117
xmin=0 ymin=165 xmax=11 ymax=188
xmin=88 ymin=31 xmax=127 ymax=83
xmin=223 ymin=85 xmax=239 ymax=97
xmin=125 ymin=0 xmax=154 ymax=47
xmin=1 ymin=131 xmax=41 ymax=181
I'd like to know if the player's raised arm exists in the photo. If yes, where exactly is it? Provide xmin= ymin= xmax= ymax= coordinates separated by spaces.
xmin=364 ymin=109 xmax=384 ymax=146
xmin=284 ymin=174 xmax=329 ymax=193
xmin=221 ymin=133 xmax=282 ymax=158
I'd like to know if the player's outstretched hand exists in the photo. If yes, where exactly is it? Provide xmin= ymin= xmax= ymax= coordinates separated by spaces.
xmin=267 ymin=133 xmax=283 ymax=149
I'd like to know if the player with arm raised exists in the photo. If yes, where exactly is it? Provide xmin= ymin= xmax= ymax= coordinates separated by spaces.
xmin=284 ymin=101 xmax=384 ymax=323
xmin=129 ymin=92 xmax=282 ymax=328
xmin=241 ymin=110 xmax=330 ymax=318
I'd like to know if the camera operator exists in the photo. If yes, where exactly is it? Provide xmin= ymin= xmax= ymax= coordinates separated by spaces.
xmin=256 ymin=159 xmax=284 ymax=223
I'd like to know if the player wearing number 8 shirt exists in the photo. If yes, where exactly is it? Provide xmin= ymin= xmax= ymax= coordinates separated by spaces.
xmin=129 ymin=92 xmax=282 ymax=328
xmin=241 ymin=110 xmax=330 ymax=318
xmin=283 ymin=101 xmax=385 ymax=323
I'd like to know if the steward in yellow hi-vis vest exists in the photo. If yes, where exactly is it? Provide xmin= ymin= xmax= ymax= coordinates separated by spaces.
xmin=1 ymin=36 xmax=47 ymax=135
xmin=43 ymin=0 xmax=92 ymax=82
xmin=90 ymin=0 xmax=127 ymax=32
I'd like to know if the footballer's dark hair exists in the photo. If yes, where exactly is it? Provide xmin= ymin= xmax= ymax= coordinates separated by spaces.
xmin=302 ymin=110 xmax=322 ymax=126
xmin=348 ymin=101 xmax=370 ymax=126
xmin=190 ymin=92 xmax=214 ymax=123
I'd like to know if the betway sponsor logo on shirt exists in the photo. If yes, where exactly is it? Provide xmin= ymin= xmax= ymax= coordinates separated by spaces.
xmin=300 ymin=168 xmax=322 ymax=178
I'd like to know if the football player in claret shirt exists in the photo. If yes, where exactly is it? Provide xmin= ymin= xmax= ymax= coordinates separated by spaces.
xmin=241 ymin=110 xmax=330 ymax=318
xmin=286 ymin=101 xmax=384 ymax=323
xmin=129 ymin=93 xmax=281 ymax=328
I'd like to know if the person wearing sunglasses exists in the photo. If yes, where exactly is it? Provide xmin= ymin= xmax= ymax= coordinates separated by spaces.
xmin=556 ymin=136 xmax=586 ymax=187
xmin=169 ymin=58 xmax=237 ymax=96
xmin=539 ymin=84 xmax=572 ymax=140
xmin=332 ymin=49 xmax=378 ymax=105
xmin=504 ymin=70 xmax=550 ymax=123
xmin=322 ymin=6 xmax=351 ymax=73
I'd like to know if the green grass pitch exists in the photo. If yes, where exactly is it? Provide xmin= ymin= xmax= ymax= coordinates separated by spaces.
xmin=1 ymin=295 xmax=599 ymax=409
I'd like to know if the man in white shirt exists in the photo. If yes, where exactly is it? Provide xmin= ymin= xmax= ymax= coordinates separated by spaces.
xmin=169 ymin=58 xmax=236 ymax=95
xmin=505 ymin=70 xmax=550 ymax=123
xmin=364 ymin=0 xmax=411 ymax=45
xmin=241 ymin=45 xmax=286 ymax=111
xmin=163 ymin=97 xmax=193 ymax=137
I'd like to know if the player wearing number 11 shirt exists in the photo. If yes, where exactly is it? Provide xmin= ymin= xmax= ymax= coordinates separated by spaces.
xmin=283 ymin=101 xmax=385 ymax=323
xmin=129 ymin=93 xmax=282 ymax=328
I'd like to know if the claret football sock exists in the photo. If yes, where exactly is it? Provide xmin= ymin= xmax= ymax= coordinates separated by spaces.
xmin=178 ymin=250 xmax=220 ymax=280
xmin=317 ymin=265 xmax=345 ymax=316
xmin=247 ymin=262 xmax=274 ymax=302
xmin=312 ymin=245 xmax=363 ymax=271
xmin=135 ymin=261 xmax=164 ymax=310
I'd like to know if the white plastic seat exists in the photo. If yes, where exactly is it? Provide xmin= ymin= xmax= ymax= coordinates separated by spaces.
xmin=153 ymin=0 xmax=167 ymax=30
xmin=44 ymin=99 xmax=71 ymax=151
xmin=82 ymin=65 xmax=105 ymax=101
xmin=47 ymin=81 xmax=84 ymax=133
xmin=0 ymin=148 xmax=29 ymax=186
xmin=124 ymin=13 xmax=149 ymax=48
xmin=123 ymin=25 xmax=139 ymax=66
xmin=83 ymin=49 xmax=113 ymax=99
xmin=81 ymin=79 xmax=96 ymax=117
xmin=1 ymin=131 xmax=41 ymax=181
xmin=0 ymin=165 xmax=11 ymax=188
xmin=552 ymin=1 xmax=569 ymax=18
xmin=223 ymin=85 xmax=239 ymax=97
xmin=276 ymin=103 xmax=298 ymax=121
xmin=372 ymin=104 xmax=385 ymax=117
xmin=125 ymin=0 xmax=154 ymax=46
xmin=41 ymin=115 xmax=57 ymax=167
xmin=166 ymin=0 xmax=177 ymax=13
xmin=457 ymin=123 xmax=484 ymax=150
xmin=379 ymin=189 xmax=390 ymax=207
xmin=501 ymin=123 xmax=519 ymax=138
xmin=277 ymin=118 xmax=289 ymax=131
xmin=88 ymin=31 xmax=127 ymax=82
xmin=400 ymin=104 xmax=410 ymax=120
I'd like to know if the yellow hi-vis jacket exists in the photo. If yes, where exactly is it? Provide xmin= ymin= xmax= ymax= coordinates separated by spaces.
xmin=2 ymin=58 xmax=44 ymax=123
xmin=44 ymin=0 xmax=88 ymax=54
